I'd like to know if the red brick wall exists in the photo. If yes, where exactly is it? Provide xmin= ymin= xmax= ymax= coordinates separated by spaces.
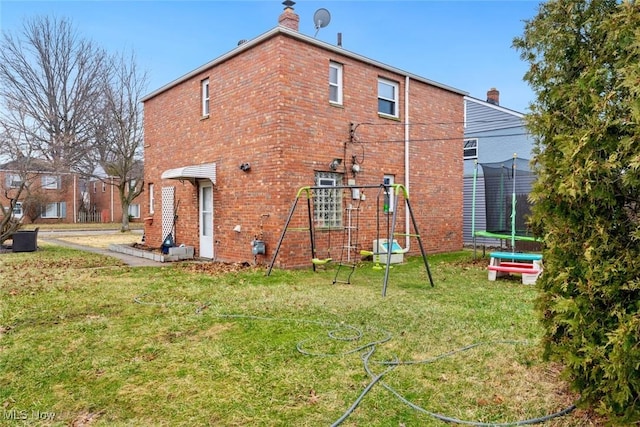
xmin=143 ymin=31 xmax=464 ymax=267
xmin=0 ymin=171 xmax=77 ymax=224
xmin=87 ymin=178 xmax=141 ymax=223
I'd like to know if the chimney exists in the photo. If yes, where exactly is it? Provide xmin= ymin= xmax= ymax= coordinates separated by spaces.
xmin=278 ymin=0 xmax=299 ymax=31
xmin=487 ymin=88 xmax=500 ymax=105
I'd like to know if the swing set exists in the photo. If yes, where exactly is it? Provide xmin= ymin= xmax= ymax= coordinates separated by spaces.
xmin=266 ymin=183 xmax=434 ymax=296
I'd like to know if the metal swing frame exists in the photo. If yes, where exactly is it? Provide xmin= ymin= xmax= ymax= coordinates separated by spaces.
xmin=266 ymin=183 xmax=434 ymax=296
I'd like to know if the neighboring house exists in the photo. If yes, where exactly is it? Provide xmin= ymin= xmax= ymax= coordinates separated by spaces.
xmin=142 ymin=2 xmax=467 ymax=267
xmin=0 ymin=159 xmax=74 ymax=224
xmin=83 ymin=177 xmax=142 ymax=223
xmin=463 ymin=89 xmax=535 ymax=246
xmin=0 ymin=159 xmax=141 ymax=224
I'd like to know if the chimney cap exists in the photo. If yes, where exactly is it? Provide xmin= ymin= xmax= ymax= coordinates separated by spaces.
xmin=282 ymin=0 xmax=295 ymax=9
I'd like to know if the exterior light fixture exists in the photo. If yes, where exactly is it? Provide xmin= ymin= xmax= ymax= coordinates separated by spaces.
xmin=329 ymin=158 xmax=342 ymax=171
xmin=239 ymin=163 xmax=251 ymax=172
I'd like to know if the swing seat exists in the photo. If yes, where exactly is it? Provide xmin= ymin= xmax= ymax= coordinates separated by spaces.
xmin=312 ymin=258 xmax=332 ymax=265
xmin=392 ymin=247 xmax=409 ymax=254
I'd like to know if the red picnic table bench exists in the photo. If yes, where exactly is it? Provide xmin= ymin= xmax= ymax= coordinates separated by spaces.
xmin=487 ymin=251 xmax=543 ymax=285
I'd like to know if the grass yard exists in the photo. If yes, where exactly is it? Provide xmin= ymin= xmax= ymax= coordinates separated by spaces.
xmin=0 ymin=246 xmax=596 ymax=426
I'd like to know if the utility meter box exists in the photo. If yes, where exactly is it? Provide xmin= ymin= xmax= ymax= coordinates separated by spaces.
xmin=373 ymin=239 xmax=404 ymax=264
xmin=252 ymin=240 xmax=266 ymax=255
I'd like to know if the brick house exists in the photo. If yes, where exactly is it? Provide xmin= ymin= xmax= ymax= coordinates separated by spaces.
xmin=82 ymin=177 xmax=143 ymax=223
xmin=0 ymin=160 xmax=75 ymax=224
xmin=142 ymin=3 xmax=466 ymax=267
xmin=0 ymin=159 xmax=141 ymax=224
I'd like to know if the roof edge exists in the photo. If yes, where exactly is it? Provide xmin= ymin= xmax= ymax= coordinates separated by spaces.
xmin=143 ymin=26 xmax=467 ymax=102
xmin=464 ymin=96 xmax=525 ymax=118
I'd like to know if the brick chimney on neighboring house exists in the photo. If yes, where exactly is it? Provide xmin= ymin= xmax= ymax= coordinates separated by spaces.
xmin=487 ymin=88 xmax=500 ymax=105
xmin=279 ymin=0 xmax=299 ymax=31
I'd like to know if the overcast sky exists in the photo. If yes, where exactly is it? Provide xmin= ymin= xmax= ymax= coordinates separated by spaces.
xmin=1 ymin=0 xmax=541 ymax=112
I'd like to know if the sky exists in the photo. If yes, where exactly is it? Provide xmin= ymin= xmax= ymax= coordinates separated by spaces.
xmin=0 ymin=0 xmax=541 ymax=113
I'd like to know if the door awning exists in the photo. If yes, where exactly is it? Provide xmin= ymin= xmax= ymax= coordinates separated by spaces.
xmin=161 ymin=162 xmax=216 ymax=184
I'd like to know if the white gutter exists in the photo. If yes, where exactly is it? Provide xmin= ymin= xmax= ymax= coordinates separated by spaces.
xmin=404 ymin=76 xmax=411 ymax=251
xmin=110 ymin=177 xmax=114 ymax=222
xmin=73 ymin=174 xmax=77 ymax=223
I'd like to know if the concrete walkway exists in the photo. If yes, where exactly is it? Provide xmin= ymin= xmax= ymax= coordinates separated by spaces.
xmin=39 ymin=235 xmax=166 ymax=267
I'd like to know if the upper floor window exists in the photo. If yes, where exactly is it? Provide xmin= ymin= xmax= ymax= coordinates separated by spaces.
xmin=6 ymin=174 xmax=23 ymax=188
xmin=378 ymin=78 xmax=399 ymax=117
xmin=201 ymin=78 xmax=210 ymax=117
xmin=314 ymin=171 xmax=342 ymax=228
xmin=464 ymin=138 xmax=478 ymax=160
xmin=329 ymin=61 xmax=343 ymax=105
xmin=41 ymin=175 xmax=60 ymax=190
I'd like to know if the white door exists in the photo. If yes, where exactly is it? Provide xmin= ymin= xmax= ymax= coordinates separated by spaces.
xmin=199 ymin=181 xmax=214 ymax=258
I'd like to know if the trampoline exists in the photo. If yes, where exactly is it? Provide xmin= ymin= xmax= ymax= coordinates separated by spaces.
xmin=471 ymin=155 xmax=539 ymax=250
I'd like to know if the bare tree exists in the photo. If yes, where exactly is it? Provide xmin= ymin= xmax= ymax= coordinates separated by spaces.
xmin=0 ymin=112 xmax=39 ymax=244
xmin=0 ymin=15 xmax=108 ymax=173
xmin=89 ymin=52 xmax=147 ymax=232
xmin=0 ymin=16 xmax=148 ymax=232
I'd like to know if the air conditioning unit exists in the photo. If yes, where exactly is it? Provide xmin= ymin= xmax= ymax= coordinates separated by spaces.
xmin=373 ymin=239 xmax=405 ymax=264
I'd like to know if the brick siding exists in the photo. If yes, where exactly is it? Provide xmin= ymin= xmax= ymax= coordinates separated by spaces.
xmin=143 ymin=30 xmax=464 ymax=267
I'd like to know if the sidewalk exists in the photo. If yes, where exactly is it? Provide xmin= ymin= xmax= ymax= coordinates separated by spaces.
xmin=39 ymin=234 xmax=166 ymax=267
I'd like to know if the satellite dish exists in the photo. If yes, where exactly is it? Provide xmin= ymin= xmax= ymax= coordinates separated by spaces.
xmin=313 ymin=8 xmax=331 ymax=37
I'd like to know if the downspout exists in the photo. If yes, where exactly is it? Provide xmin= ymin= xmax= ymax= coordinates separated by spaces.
xmin=404 ymin=76 xmax=411 ymax=251
xmin=73 ymin=174 xmax=77 ymax=223
xmin=110 ymin=177 xmax=114 ymax=223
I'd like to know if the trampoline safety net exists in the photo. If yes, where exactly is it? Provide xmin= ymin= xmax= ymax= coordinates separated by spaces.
xmin=480 ymin=158 xmax=535 ymax=236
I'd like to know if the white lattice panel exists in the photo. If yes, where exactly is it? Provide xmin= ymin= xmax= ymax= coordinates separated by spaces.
xmin=161 ymin=186 xmax=175 ymax=240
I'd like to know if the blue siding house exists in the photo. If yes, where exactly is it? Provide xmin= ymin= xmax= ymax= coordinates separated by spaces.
xmin=463 ymin=89 xmax=535 ymax=246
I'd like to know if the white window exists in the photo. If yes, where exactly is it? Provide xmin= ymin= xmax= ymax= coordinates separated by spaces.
xmin=201 ymin=78 xmax=210 ymax=117
xmin=42 ymin=202 xmax=66 ymax=219
xmin=314 ymin=172 xmax=342 ymax=228
xmin=41 ymin=175 xmax=60 ymax=190
xmin=329 ymin=61 xmax=343 ymax=105
xmin=13 ymin=201 xmax=23 ymax=219
xmin=378 ymin=78 xmax=399 ymax=117
xmin=128 ymin=204 xmax=140 ymax=219
xmin=6 ymin=174 xmax=22 ymax=188
xmin=102 ymin=181 xmax=106 ymax=192
xmin=93 ymin=182 xmax=97 ymax=193
xmin=464 ymin=138 xmax=478 ymax=160
xmin=148 ymin=183 xmax=155 ymax=214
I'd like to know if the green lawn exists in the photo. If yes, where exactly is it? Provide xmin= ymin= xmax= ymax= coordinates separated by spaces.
xmin=0 ymin=246 xmax=590 ymax=426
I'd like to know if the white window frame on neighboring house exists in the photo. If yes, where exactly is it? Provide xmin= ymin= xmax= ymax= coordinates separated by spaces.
xmin=6 ymin=174 xmax=22 ymax=188
xmin=464 ymin=138 xmax=478 ymax=160
xmin=42 ymin=202 xmax=66 ymax=219
xmin=148 ymin=183 xmax=155 ymax=214
xmin=378 ymin=78 xmax=399 ymax=118
xmin=329 ymin=61 xmax=343 ymax=105
xmin=12 ymin=201 xmax=23 ymax=219
xmin=314 ymin=171 xmax=342 ymax=228
xmin=41 ymin=175 xmax=60 ymax=190
xmin=201 ymin=78 xmax=210 ymax=117
xmin=128 ymin=203 xmax=140 ymax=219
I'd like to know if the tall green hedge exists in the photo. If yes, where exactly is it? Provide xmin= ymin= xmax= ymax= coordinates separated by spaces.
xmin=514 ymin=1 xmax=640 ymax=423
